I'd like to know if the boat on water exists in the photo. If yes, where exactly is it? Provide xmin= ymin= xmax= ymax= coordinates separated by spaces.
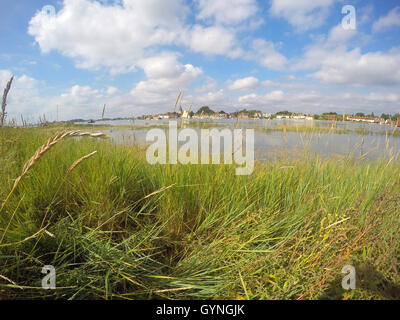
xmin=88 ymin=119 xmax=95 ymax=124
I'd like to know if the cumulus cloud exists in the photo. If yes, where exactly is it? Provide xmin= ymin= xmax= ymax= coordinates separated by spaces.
xmin=269 ymin=0 xmax=337 ymax=31
xmin=249 ymin=39 xmax=287 ymax=70
xmin=138 ymin=53 xmax=187 ymax=79
xmin=107 ymin=86 xmax=119 ymax=96
xmin=194 ymin=77 xmax=219 ymax=93
xmin=312 ymin=47 xmax=400 ymax=86
xmin=28 ymin=0 xmax=247 ymax=73
xmin=195 ymin=0 xmax=258 ymax=25
xmin=193 ymin=89 xmax=227 ymax=106
xmin=228 ymin=77 xmax=259 ymax=91
xmin=291 ymin=24 xmax=358 ymax=71
xmin=61 ymin=85 xmax=99 ymax=98
xmin=372 ymin=7 xmax=400 ymax=33
xmin=28 ymin=0 xmax=190 ymax=73
xmin=0 ymin=70 xmax=43 ymax=119
xmin=238 ymin=90 xmax=284 ymax=105
xmin=290 ymin=24 xmax=400 ymax=87
xmin=131 ymin=54 xmax=202 ymax=107
xmin=367 ymin=92 xmax=398 ymax=102
xmin=186 ymin=25 xmax=241 ymax=57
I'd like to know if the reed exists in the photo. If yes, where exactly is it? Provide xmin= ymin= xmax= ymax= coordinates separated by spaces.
xmin=13 ymin=131 xmax=107 ymax=190
xmin=0 ymin=130 xmax=108 ymax=214
xmin=1 ymin=76 xmax=14 ymax=127
xmin=101 ymin=104 xmax=106 ymax=120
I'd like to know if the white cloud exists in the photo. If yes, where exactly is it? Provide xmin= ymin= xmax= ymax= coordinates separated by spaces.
xmin=107 ymin=86 xmax=119 ymax=96
xmin=194 ymin=77 xmax=219 ymax=93
xmin=262 ymin=79 xmax=302 ymax=89
xmin=290 ymin=24 xmax=400 ymax=87
xmin=238 ymin=90 xmax=284 ymax=105
xmin=269 ymin=0 xmax=336 ymax=31
xmin=138 ymin=53 xmax=186 ymax=79
xmin=196 ymin=0 xmax=258 ymax=25
xmin=228 ymin=77 xmax=259 ymax=91
xmin=28 ymin=0 xmax=247 ymax=73
xmin=372 ymin=7 xmax=400 ymax=33
xmin=131 ymin=55 xmax=202 ymax=107
xmin=193 ymin=89 xmax=226 ymax=106
xmin=326 ymin=24 xmax=358 ymax=45
xmin=0 ymin=71 xmax=42 ymax=120
xmin=367 ymin=92 xmax=398 ymax=102
xmin=312 ymin=47 xmax=400 ymax=86
xmin=280 ymin=75 xmax=296 ymax=81
xmin=291 ymin=24 xmax=358 ymax=71
xmin=61 ymin=85 xmax=99 ymax=98
xmin=186 ymin=25 xmax=241 ymax=57
xmin=28 ymin=0 xmax=189 ymax=73
xmin=250 ymin=39 xmax=287 ymax=70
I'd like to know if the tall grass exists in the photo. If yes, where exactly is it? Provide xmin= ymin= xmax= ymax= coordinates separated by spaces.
xmin=0 ymin=126 xmax=399 ymax=299
xmin=1 ymin=76 xmax=14 ymax=127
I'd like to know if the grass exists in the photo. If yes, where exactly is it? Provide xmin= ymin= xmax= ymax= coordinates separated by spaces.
xmin=0 ymin=125 xmax=399 ymax=300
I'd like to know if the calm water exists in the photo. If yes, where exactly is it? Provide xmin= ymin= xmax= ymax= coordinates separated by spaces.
xmin=79 ymin=119 xmax=400 ymax=161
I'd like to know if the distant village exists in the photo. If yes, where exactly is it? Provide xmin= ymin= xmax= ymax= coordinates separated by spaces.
xmin=138 ymin=107 xmax=400 ymax=126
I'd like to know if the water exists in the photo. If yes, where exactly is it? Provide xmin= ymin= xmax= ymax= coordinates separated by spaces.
xmin=78 ymin=119 xmax=400 ymax=161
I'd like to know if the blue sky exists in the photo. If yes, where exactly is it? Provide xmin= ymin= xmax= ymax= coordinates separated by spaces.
xmin=0 ymin=0 xmax=400 ymax=121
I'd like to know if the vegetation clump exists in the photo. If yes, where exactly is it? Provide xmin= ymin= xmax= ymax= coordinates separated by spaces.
xmin=0 ymin=126 xmax=399 ymax=300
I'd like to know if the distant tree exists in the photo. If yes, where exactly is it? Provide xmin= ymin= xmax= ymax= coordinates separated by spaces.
xmin=322 ymin=112 xmax=338 ymax=116
xmin=355 ymin=112 xmax=365 ymax=117
xmin=196 ymin=106 xmax=215 ymax=114
xmin=276 ymin=110 xmax=291 ymax=115
xmin=392 ymin=113 xmax=400 ymax=121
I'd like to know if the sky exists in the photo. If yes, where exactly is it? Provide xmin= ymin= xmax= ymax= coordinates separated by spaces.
xmin=0 ymin=0 xmax=400 ymax=122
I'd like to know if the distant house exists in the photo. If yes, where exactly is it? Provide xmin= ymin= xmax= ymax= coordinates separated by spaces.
xmin=305 ymin=115 xmax=313 ymax=121
xmin=347 ymin=116 xmax=380 ymax=123
xmin=397 ymin=117 xmax=400 ymax=127
xmin=166 ymin=112 xmax=178 ymax=119
xmin=276 ymin=115 xmax=290 ymax=119
xmin=292 ymin=114 xmax=306 ymax=120
xmin=325 ymin=114 xmax=337 ymax=121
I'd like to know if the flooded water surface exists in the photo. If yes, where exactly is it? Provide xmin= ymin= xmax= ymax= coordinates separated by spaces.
xmin=79 ymin=119 xmax=400 ymax=161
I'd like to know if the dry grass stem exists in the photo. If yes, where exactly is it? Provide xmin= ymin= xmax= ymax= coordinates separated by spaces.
xmin=1 ymin=75 xmax=14 ymax=127
xmin=68 ymin=151 xmax=98 ymax=173
xmin=0 ymin=131 xmax=108 ymax=214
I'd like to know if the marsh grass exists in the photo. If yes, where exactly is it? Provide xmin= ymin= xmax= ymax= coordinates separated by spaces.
xmin=0 ymin=126 xmax=399 ymax=300
xmin=1 ymin=76 xmax=14 ymax=127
